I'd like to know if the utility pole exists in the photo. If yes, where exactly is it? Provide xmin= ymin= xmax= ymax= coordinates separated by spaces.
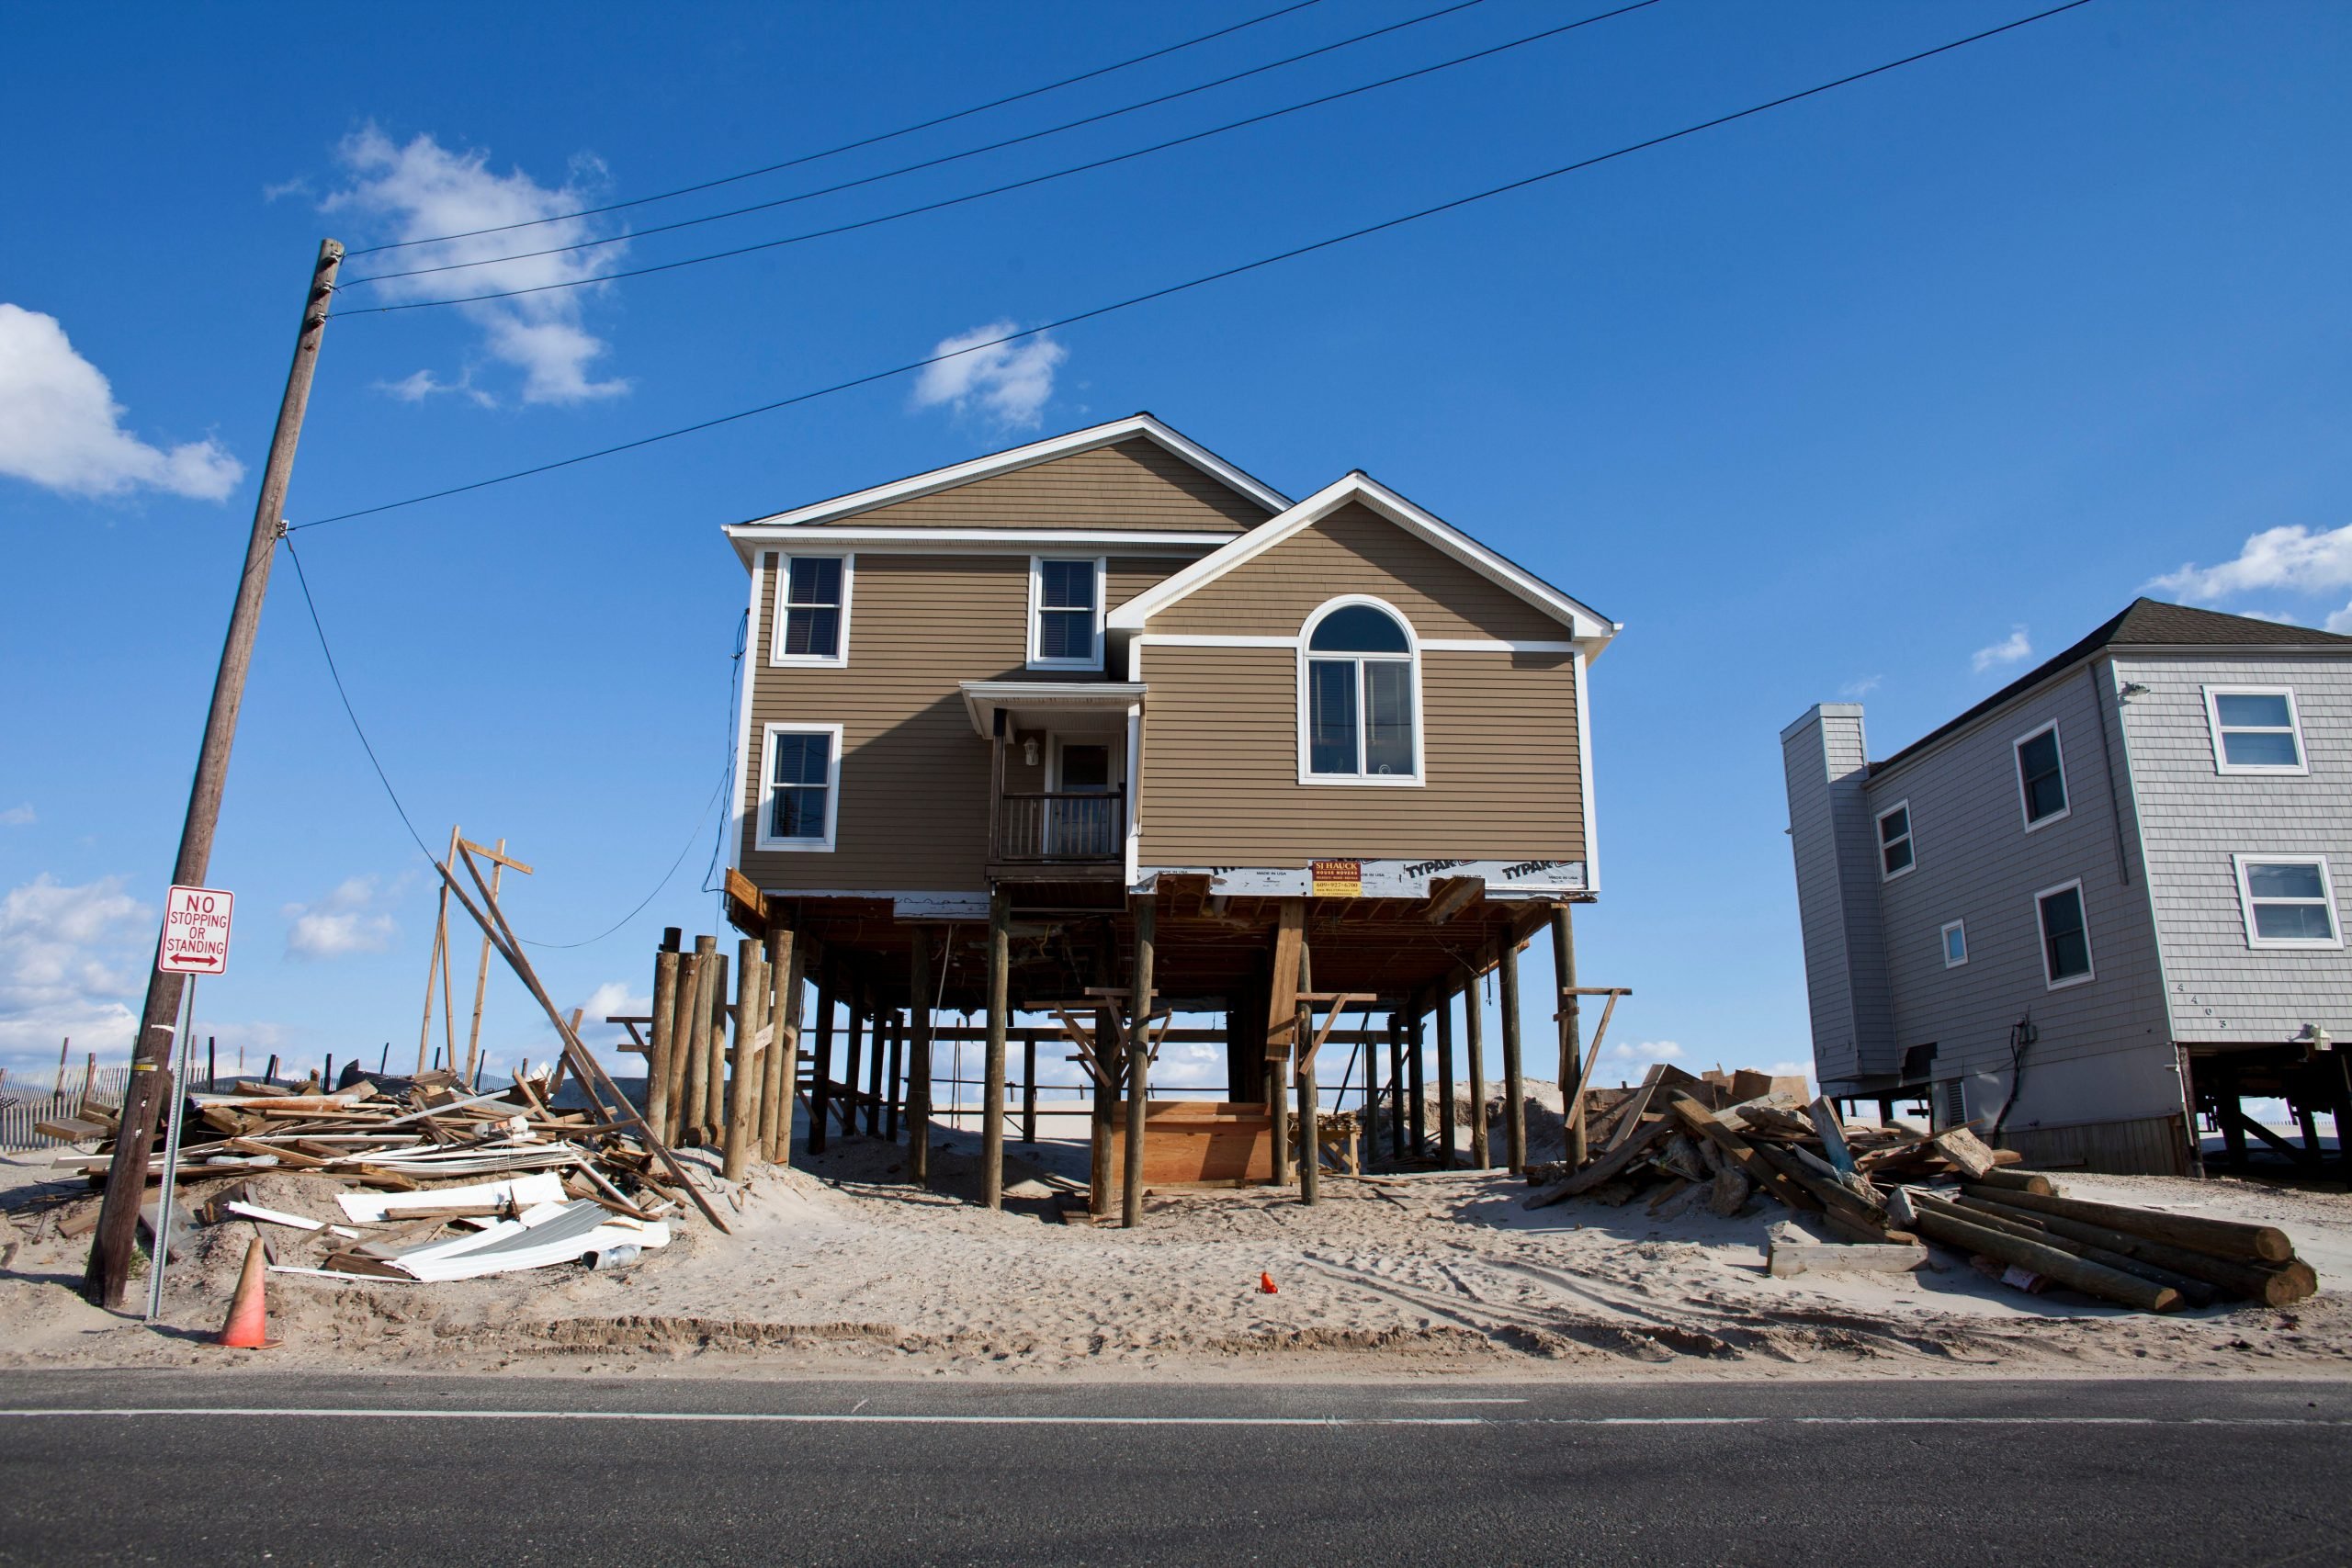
xmin=85 ymin=239 xmax=344 ymax=1308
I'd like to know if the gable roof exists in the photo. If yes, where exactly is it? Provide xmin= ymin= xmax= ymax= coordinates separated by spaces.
xmin=1871 ymin=597 xmax=2352 ymax=777
xmin=735 ymin=413 xmax=1289 ymax=530
xmin=1105 ymin=470 xmax=1620 ymax=649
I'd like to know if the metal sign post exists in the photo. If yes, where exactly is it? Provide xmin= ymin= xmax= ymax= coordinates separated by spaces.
xmin=145 ymin=884 xmax=232 ymax=1323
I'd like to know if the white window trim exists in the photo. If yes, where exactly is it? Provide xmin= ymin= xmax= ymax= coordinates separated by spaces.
xmin=2014 ymin=719 xmax=2071 ymax=832
xmin=1046 ymin=732 xmax=1124 ymax=794
xmin=1876 ymin=799 xmax=1915 ymax=882
xmin=1295 ymin=594 xmax=1427 ymax=787
xmin=768 ymin=552 xmax=854 ymax=668
xmin=1026 ymin=556 xmax=1108 ymax=671
xmin=2205 ymin=685 xmax=2310 ymax=777
xmin=754 ymin=721 xmax=843 ymax=852
xmin=1940 ymin=919 xmax=1968 ymax=968
xmin=2233 ymin=853 xmax=2343 ymax=951
xmin=2033 ymin=876 xmax=2095 ymax=990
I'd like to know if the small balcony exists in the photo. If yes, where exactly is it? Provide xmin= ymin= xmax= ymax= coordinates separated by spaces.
xmin=962 ymin=678 xmax=1145 ymax=886
xmin=993 ymin=790 xmax=1126 ymax=874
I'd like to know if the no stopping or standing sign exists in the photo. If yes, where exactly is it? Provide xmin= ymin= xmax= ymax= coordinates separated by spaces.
xmin=158 ymin=885 xmax=234 ymax=975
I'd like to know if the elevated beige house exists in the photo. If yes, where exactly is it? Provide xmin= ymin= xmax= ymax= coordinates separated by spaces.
xmin=719 ymin=414 xmax=1617 ymax=1210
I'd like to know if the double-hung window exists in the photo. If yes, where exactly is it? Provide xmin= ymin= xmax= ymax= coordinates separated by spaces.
xmin=1029 ymin=558 xmax=1104 ymax=670
xmin=758 ymin=723 xmax=842 ymax=852
xmin=2233 ymin=855 xmax=2341 ymax=948
xmin=772 ymin=555 xmax=850 ymax=665
xmin=2034 ymin=879 xmax=2093 ymax=988
xmin=2015 ymin=721 xmax=2069 ymax=829
xmin=2206 ymin=688 xmax=2308 ymax=774
xmin=1940 ymin=919 xmax=1967 ymax=967
xmin=1877 ymin=801 xmax=1915 ymax=879
xmin=1301 ymin=601 xmax=1419 ymax=784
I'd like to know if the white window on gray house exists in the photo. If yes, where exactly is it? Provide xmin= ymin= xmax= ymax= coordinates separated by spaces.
xmin=2035 ymin=879 xmax=2093 ymax=988
xmin=1303 ymin=602 xmax=1419 ymax=783
xmin=1877 ymin=801 xmax=1914 ymax=879
xmin=1029 ymin=558 xmax=1104 ymax=669
xmin=774 ymin=555 xmax=849 ymax=664
xmin=1940 ymin=919 xmax=1967 ymax=967
xmin=2233 ymin=855 xmax=2341 ymax=949
xmin=2206 ymin=688 xmax=2308 ymax=774
xmin=758 ymin=722 xmax=842 ymax=852
xmin=2015 ymin=722 xmax=2069 ymax=829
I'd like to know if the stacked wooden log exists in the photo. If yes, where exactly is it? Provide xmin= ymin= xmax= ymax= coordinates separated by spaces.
xmin=40 ymin=1069 xmax=691 ymax=1221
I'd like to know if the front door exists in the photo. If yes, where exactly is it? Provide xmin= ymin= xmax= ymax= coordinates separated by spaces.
xmin=1050 ymin=739 xmax=1120 ymax=857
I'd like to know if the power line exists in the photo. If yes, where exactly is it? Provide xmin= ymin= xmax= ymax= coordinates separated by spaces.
xmin=339 ymin=0 xmax=1501 ymax=289
xmin=287 ymin=532 xmax=742 ymax=951
xmin=293 ymin=1 xmax=2091 ymax=532
xmin=345 ymin=0 xmax=1329 ymax=256
xmin=333 ymin=0 xmax=1644 ymax=315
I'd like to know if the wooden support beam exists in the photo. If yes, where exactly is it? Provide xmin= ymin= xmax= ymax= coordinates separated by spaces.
xmin=681 ymin=936 xmax=717 ymax=1148
xmin=1424 ymin=875 xmax=1485 ymax=925
xmin=983 ymin=889 xmax=1011 ymax=1211
xmin=1434 ymin=981 xmax=1456 ymax=1168
xmin=1123 ymin=894 xmax=1156 ymax=1228
xmin=1499 ymin=942 xmax=1526 ymax=1173
xmin=1463 ymin=965 xmax=1489 ymax=1169
xmin=1295 ymin=999 xmax=1318 ymax=1207
xmin=1553 ymin=905 xmax=1584 ymax=1168
xmin=724 ymin=938 xmax=763 ymax=1180
xmin=1264 ymin=897 xmax=1305 ymax=1052
xmin=808 ymin=970 xmax=834 ymax=1156
xmin=761 ymin=928 xmax=800 ymax=1164
xmin=647 ymin=941 xmax=681 ymax=1146
xmin=906 ymin=929 xmax=933 ymax=1187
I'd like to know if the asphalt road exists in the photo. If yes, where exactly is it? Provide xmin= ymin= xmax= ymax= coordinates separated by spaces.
xmin=2 ymin=1371 xmax=2347 ymax=1565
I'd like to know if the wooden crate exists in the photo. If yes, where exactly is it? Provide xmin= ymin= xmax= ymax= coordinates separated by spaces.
xmin=1106 ymin=1100 xmax=1274 ymax=1186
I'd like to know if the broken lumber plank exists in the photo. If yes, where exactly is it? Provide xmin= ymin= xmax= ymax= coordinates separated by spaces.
xmin=1521 ymin=1116 xmax=1675 ymax=1208
xmin=1930 ymin=1125 xmax=1999 ymax=1179
xmin=1909 ymin=1206 xmax=2181 ymax=1312
xmin=1968 ymin=1167 xmax=2056 ymax=1197
xmin=1766 ymin=1222 xmax=1927 ymax=1279
xmin=1805 ymin=1097 xmax=1855 ymax=1174
xmin=1954 ymin=1192 xmax=2314 ymax=1306
xmin=1665 ymin=1094 xmax=1820 ymax=1213
xmin=1960 ymin=1185 xmax=2291 ymax=1263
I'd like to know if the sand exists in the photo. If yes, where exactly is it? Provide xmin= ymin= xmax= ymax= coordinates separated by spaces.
xmin=6 ymin=1093 xmax=2351 ymax=1383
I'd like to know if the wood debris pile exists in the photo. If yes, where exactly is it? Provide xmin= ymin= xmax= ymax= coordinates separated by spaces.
xmin=1522 ymin=1063 xmax=2315 ymax=1314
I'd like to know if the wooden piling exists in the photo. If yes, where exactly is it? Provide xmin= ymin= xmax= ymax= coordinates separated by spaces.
xmin=760 ymin=928 xmax=799 ymax=1163
xmin=1360 ymin=1006 xmax=1381 ymax=1168
xmin=1407 ymin=1003 xmax=1427 ymax=1160
xmin=1434 ymin=984 xmax=1455 ymax=1168
xmin=702 ymin=951 xmax=730 ymax=1142
xmin=663 ymin=946 xmax=698 ymax=1142
xmin=983 ymin=888 xmax=1011 ymax=1211
xmin=840 ymin=989 xmax=865 ymax=1137
xmin=647 ymin=938 xmax=681 ymax=1145
xmin=1266 ymin=1055 xmax=1291 ymax=1187
xmin=808 ymin=971 xmax=835 ymax=1156
xmin=1021 ymin=1034 xmax=1037 ymax=1144
xmin=906 ymin=929 xmax=933 ymax=1186
xmin=1554 ymin=905 xmax=1586 ymax=1168
xmin=680 ymin=937 xmax=717 ymax=1147
xmin=1499 ymin=940 xmax=1526 ymax=1173
xmin=865 ymin=1002 xmax=888 ymax=1138
xmin=1295 ymin=1001 xmax=1318 ymax=1206
xmin=1462 ymin=964 xmax=1489 ymax=1168
xmin=1089 ymin=928 xmax=1118 ymax=1216
xmin=884 ymin=1012 xmax=903 ymax=1141
xmin=724 ymin=938 xmax=763 ymax=1181
xmin=1122 ymin=894 xmax=1155 ymax=1228
xmin=1387 ymin=1016 xmax=1405 ymax=1160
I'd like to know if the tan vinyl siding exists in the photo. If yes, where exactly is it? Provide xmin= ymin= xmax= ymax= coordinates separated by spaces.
xmin=1151 ymin=502 xmax=1566 ymax=642
xmin=803 ymin=437 xmax=1272 ymax=531
xmin=1138 ymin=643 xmax=1583 ymax=866
xmin=741 ymin=553 xmax=1182 ymax=893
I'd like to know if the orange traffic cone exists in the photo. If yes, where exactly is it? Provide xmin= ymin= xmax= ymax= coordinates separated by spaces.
xmin=216 ymin=1236 xmax=278 ymax=1348
xmin=1259 ymin=1271 xmax=1278 ymax=1294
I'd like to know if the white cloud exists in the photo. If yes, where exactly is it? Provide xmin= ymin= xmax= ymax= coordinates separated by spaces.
xmin=1605 ymin=1039 xmax=1685 ymax=1064
xmin=1972 ymin=626 xmax=2033 ymax=673
xmin=0 ymin=305 xmax=244 ymax=501
xmin=284 ymin=876 xmax=398 ymax=959
xmin=2148 ymin=523 xmax=2352 ymax=634
xmin=0 ymin=804 xmax=31 ymax=827
xmin=0 ymin=874 xmax=151 ymax=1074
xmin=1838 ymin=674 xmax=1883 ymax=700
xmin=910 ymin=321 xmax=1067 ymax=429
xmin=376 ymin=367 xmax=493 ymax=408
xmin=323 ymin=127 xmax=629 ymax=406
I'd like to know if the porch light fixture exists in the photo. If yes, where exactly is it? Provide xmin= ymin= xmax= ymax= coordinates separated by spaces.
xmin=1023 ymin=738 xmax=1041 ymax=768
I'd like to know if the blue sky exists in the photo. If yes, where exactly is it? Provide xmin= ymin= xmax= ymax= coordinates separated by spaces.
xmin=5 ymin=0 xmax=2351 ymax=1100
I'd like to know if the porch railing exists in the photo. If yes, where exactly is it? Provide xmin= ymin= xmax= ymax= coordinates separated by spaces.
xmin=994 ymin=790 xmax=1125 ymax=863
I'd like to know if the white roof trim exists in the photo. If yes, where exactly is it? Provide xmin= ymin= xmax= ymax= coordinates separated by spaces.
xmin=1105 ymin=471 xmax=1619 ymax=649
xmin=958 ymin=680 xmax=1148 ymax=738
xmin=736 ymin=414 xmax=1289 ymax=530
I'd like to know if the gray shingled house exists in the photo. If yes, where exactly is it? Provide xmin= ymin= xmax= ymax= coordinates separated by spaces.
xmin=1781 ymin=599 xmax=2352 ymax=1176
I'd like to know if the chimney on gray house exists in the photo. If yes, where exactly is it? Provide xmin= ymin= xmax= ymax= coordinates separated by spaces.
xmin=1780 ymin=704 xmax=1896 ymax=1090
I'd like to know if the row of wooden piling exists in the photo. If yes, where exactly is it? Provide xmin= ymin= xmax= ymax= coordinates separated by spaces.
xmin=643 ymin=924 xmax=808 ymax=1179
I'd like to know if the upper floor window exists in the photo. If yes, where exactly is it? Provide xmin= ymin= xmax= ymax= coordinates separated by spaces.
xmin=1877 ymin=800 xmax=1915 ymax=880
xmin=2233 ymin=855 xmax=2341 ymax=949
xmin=772 ymin=555 xmax=850 ymax=666
xmin=1940 ymin=919 xmax=1967 ymax=967
xmin=2035 ymin=879 xmax=2094 ymax=988
xmin=1029 ymin=557 xmax=1105 ymax=670
xmin=1301 ymin=600 xmax=1420 ymax=784
xmin=756 ymin=722 xmax=842 ymax=852
xmin=2206 ymin=687 xmax=2308 ymax=775
xmin=2014 ymin=721 xmax=2069 ymax=829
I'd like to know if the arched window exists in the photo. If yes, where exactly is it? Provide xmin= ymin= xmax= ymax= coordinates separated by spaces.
xmin=1302 ymin=599 xmax=1420 ymax=783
